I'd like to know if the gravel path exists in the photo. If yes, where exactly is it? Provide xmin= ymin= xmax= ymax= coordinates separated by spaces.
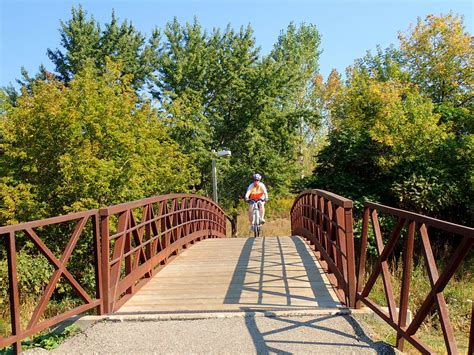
xmin=37 ymin=314 xmax=394 ymax=354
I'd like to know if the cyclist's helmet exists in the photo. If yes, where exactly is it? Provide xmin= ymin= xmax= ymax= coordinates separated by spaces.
xmin=253 ymin=173 xmax=262 ymax=181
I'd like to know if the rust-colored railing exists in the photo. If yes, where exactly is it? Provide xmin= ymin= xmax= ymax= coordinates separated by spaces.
xmin=290 ymin=189 xmax=356 ymax=308
xmin=356 ymin=202 xmax=474 ymax=354
xmin=99 ymin=194 xmax=227 ymax=313
xmin=1 ymin=194 xmax=227 ymax=353
xmin=0 ymin=210 xmax=101 ymax=353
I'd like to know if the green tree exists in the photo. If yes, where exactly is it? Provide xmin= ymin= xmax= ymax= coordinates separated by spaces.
xmin=47 ymin=6 xmax=160 ymax=90
xmin=307 ymin=13 xmax=473 ymax=225
xmin=271 ymin=23 xmax=322 ymax=177
xmin=157 ymin=19 xmax=319 ymax=231
xmin=0 ymin=59 xmax=197 ymax=225
xmin=399 ymin=13 xmax=473 ymax=105
xmin=311 ymin=69 xmax=450 ymax=207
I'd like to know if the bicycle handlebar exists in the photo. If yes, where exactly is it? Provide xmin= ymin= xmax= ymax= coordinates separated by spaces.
xmin=245 ymin=198 xmax=268 ymax=203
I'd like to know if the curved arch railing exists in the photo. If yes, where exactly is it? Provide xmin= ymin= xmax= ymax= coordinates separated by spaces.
xmin=290 ymin=189 xmax=356 ymax=308
xmin=99 ymin=194 xmax=228 ymax=313
xmin=1 ymin=193 xmax=227 ymax=353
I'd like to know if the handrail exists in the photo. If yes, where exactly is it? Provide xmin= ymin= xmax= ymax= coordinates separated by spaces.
xmin=0 ymin=193 xmax=227 ymax=353
xmin=0 ymin=210 xmax=101 ymax=353
xmin=99 ymin=194 xmax=227 ymax=313
xmin=290 ymin=189 xmax=356 ymax=307
xmin=356 ymin=202 xmax=474 ymax=353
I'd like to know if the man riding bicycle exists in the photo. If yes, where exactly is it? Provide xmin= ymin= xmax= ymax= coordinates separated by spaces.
xmin=245 ymin=173 xmax=269 ymax=224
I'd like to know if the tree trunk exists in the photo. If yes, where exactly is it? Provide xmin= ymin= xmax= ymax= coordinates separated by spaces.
xmin=231 ymin=213 xmax=238 ymax=237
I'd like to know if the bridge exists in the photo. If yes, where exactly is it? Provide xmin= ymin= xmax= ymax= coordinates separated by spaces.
xmin=1 ymin=191 xmax=473 ymax=354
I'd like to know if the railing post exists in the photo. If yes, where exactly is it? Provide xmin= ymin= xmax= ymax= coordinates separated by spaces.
xmin=344 ymin=206 xmax=356 ymax=308
xmin=92 ymin=213 xmax=103 ymax=315
xmin=469 ymin=296 xmax=474 ymax=355
xmin=396 ymin=220 xmax=415 ymax=351
xmin=356 ymin=206 xmax=370 ymax=309
xmin=6 ymin=231 xmax=21 ymax=354
xmin=100 ymin=214 xmax=110 ymax=314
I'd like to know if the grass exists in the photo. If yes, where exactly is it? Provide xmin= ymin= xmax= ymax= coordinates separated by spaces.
xmin=234 ymin=196 xmax=293 ymax=238
xmin=0 ymin=324 xmax=80 ymax=354
xmin=359 ymin=259 xmax=473 ymax=353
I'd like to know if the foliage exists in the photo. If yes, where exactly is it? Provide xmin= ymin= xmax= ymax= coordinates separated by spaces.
xmin=0 ymin=250 xmax=53 ymax=313
xmin=0 ymin=60 xmax=197 ymax=225
xmin=156 ymin=18 xmax=322 ymax=221
xmin=399 ymin=13 xmax=473 ymax=104
xmin=271 ymin=22 xmax=322 ymax=177
xmin=308 ymin=13 xmax=473 ymax=227
xmin=47 ymin=6 xmax=160 ymax=90
xmin=365 ymin=258 xmax=473 ymax=353
xmin=1 ymin=325 xmax=80 ymax=353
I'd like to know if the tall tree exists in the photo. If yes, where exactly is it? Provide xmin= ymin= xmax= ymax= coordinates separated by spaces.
xmin=307 ymin=13 xmax=473 ymax=225
xmin=47 ymin=6 xmax=160 ymax=90
xmin=399 ymin=13 xmax=473 ymax=105
xmin=271 ymin=23 xmax=322 ymax=177
xmin=157 ymin=19 xmax=315 ymax=231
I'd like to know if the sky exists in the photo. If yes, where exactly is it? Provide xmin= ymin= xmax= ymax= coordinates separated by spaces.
xmin=0 ymin=0 xmax=472 ymax=87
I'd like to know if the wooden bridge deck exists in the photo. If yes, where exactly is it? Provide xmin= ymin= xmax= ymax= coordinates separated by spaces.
xmin=116 ymin=236 xmax=342 ymax=315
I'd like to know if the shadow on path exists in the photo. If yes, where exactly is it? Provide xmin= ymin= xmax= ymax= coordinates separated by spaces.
xmin=243 ymin=312 xmax=396 ymax=354
xmin=224 ymin=236 xmax=338 ymax=309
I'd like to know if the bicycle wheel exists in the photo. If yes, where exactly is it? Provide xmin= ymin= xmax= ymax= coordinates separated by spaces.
xmin=253 ymin=206 xmax=260 ymax=238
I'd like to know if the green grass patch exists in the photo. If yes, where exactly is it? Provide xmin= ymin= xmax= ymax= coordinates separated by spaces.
xmin=0 ymin=324 xmax=80 ymax=354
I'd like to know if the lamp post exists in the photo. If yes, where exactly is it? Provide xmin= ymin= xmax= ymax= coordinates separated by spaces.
xmin=211 ymin=149 xmax=231 ymax=203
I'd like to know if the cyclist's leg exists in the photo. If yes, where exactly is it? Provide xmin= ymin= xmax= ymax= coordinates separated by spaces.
xmin=260 ymin=201 xmax=265 ymax=222
xmin=248 ymin=203 xmax=253 ymax=223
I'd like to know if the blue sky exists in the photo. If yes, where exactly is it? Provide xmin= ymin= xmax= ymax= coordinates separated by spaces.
xmin=1 ymin=0 xmax=472 ymax=87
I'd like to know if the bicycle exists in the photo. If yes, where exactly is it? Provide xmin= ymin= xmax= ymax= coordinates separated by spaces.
xmin=247 ymin=199 xmax=265 ymax=238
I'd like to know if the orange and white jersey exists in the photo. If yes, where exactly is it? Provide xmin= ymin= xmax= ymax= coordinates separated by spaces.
xmin=245 ymin=182 xmax=268 ymax=201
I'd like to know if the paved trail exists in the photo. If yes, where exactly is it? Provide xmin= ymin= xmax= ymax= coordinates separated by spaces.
xmin=49 ymin=314 xmax=394 ymax=354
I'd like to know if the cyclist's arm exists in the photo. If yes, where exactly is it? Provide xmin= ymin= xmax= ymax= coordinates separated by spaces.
xmin=262 ymin=183 xmax=269 ymax=201
xmin=244 ymin=184 xmax=252 ymax=200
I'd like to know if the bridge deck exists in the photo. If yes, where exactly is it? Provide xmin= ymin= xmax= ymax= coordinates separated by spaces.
xmin=116 ymin=236 xmax=342 ymax=315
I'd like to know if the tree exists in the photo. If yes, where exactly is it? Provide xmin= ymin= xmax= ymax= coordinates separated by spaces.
xmin=47 ymin=6 xmax=160 ymax=90
xmin=353 ymin=45 xmax=406 ymax=83
xmin=271 ymin=23 xmax=322 ymax=177
xmin=156 ymin=19 xmax=318 ymax=232
xmin=310 ymin=69 xmax=451 ymax=210
xmin=313 ymin=69 xmax=343 ymax=131
xmin=399 ymin=13 xmax=473 ymax=105
xmin=307 ymin=13 xmax=473 ymax=225
xmin=0 ymin=59 xmax=197 ymax=225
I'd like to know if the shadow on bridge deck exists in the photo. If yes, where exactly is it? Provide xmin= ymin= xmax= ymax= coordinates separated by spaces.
xmin=114 ymin=236 xmax=341 ymax=315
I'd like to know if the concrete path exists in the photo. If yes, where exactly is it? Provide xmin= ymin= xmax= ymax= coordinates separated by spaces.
xmin=48 ymin=314 xmax=394 ymax=354
xmin=114 ymin=236 xmax=341 ymax=316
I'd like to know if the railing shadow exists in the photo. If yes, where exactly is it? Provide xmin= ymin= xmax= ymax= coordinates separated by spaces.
xmin=243 ymin=312 xmax=395 ymax=354
xmin=223 ymin=236 xmax=339 ymax=309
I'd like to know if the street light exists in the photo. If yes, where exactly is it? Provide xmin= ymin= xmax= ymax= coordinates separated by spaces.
xmin=211 ymin=149 xmax=231 ymax=203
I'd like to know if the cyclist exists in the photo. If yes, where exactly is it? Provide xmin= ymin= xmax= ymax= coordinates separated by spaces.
xmin=244 ymin=173 xmax=269 ymax=224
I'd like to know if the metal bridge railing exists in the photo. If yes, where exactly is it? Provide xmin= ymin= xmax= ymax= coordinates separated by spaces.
xmin=99 ymin=194 xmax=227 ymax=313
xmin=290 ymin=189 xmax=357 ymax=308
xmin=290 ymin=190 xmax=474 ymax=354
xmin=0 ymin=194 xmax=227 ymax=353
xmin=356 ymin=202 xmax=474 ymax=354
